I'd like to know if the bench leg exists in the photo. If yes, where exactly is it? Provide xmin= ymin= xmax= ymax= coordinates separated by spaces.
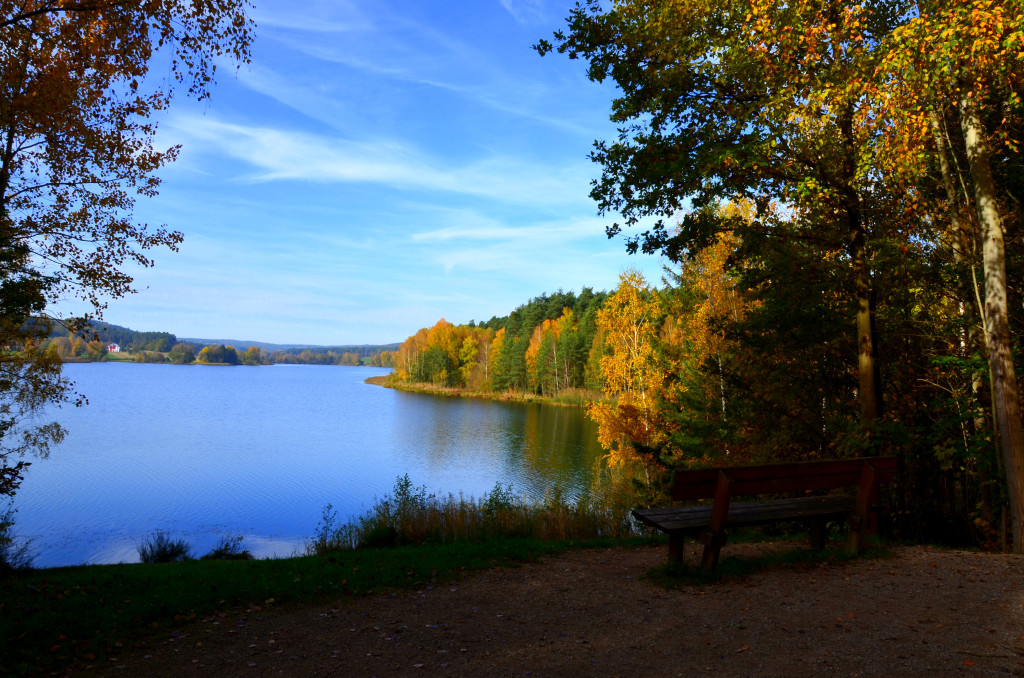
xmin=846 ymin=508 xmax=879 ymax=554
xmin=809 ymin=520 xmax=827 ymax=550
xmin=846 ymin=514 xmax=864 ymax=554
xmin=846 ymin=529 xmax=861 ymax=554
xmin=699 ymin=531 xmax=727 ymax=570
xmin=668 ymin=532 xmax=685 ymax=565
xmin=700 ymin=544 xmax=719 ymax=570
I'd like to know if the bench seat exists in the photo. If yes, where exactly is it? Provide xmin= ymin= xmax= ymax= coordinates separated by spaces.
xmin=633 ymin=494 xmax=855 ymax=533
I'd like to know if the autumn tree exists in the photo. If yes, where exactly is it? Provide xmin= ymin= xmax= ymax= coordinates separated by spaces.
xmin=393 ymin=326 xmax=430 ymax=382
xmin=538 ymin=0 xmax=907 ymax=428
xmin=85 ymin=339 xmax=106 ymax=361
xmin=455 ymin=328 xmax=494 ymax=390
xmin=870 ymin=0 xmax=1024 ymax=550
xmin=655 ymin=219 xmax=757 ymax=460
xmin=423 ymin=319 xmax=461 ymax=387
xmin=47 ymin=336 xmax=73 ymax=359
xmin=526 ymin=317 xmax=566 ymax=395
xmin=197 ymin=344 xmax=239 ymax=365
xmin=486 ymin=327 xmax=507 ymax=390
xmin=242 ymin=346 xmax=263 ymax=366
xmin=2 ymin=1 xmax=252 ymax=312
xmin=168 ymin=342 xmax=195 ymax=365
xmin=588 ymin=270 xmax=668 ymax=466
xmin=0 ymin=1 xmax=253 ymax=497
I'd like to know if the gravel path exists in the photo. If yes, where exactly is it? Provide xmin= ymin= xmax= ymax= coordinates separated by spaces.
xmin=68 ymin=543 xmax=1024 ymax=677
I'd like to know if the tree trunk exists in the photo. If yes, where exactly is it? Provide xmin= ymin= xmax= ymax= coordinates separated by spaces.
xmin=958 ymin=88 xmax=1024 ymax=552
xmin=929 ymin=104 xmax=997 ymax=527
xmin=839 ymin=101 xmax=881 ymax=427
xmin=850 ymin=215 xmax=881 ymax=425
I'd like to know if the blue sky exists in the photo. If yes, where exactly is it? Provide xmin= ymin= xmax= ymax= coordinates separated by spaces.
xmin=104 ymin=0 xmax=665 ymax=346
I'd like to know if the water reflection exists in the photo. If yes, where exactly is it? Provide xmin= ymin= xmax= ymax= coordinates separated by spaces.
xmin=389 ymin=392 xmax=603 ymax=502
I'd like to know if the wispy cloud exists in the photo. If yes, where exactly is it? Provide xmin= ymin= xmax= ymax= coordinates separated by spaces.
xmin=499 ymin=0 xmax=547 ymax=25
xmin=168 ymin=115 xmax=594 ymax=207
xmin=424 ymin=218 xmax=611 ymax=275
xmin=261 ymin=5 xmax=478 ymax=82
xmin=250 ymin=0 xmax=372 ymax=34
xmin=413 ymin=217 xmax=598 ymax=244
xmin=242 ymin=2 xmax=602 ymax=138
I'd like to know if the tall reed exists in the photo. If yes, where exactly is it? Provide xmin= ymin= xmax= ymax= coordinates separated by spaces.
xmin=306 ymin=474 xmax=644 ymax=555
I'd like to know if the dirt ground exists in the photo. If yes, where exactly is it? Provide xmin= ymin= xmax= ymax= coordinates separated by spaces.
xmin=66 ymin=542 xmax=1024 ymax=677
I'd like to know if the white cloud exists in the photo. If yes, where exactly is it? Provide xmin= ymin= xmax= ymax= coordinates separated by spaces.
xmin=168 ymin=115 xmax=593 ymax=207
xmin=499 ymin=0 xmax=547 ymax=25
xmin=414 ymin=213 xmax=662 ymax=280
xmin=242 ymin=2 xmax=601 ymax=138
xmin=413 ymin=216 xmax=599 ymax=244
xmin=250 ymin=0 xmax=372 ymax=33
xmin=261 ymin=5 xmax=477 ymax=82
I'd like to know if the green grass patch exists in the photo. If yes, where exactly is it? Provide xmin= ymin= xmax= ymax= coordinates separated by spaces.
xmin=0 ymin=536 xmax=633 ymax=675
xmin=643 ymin=538 xmax=894 ymax=588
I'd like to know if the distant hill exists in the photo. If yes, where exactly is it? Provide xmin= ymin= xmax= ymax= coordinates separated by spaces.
xmin=183 ymin=339 xmax=401 ymax=355
xmin=50 ymin=320 xmax=177 ymax=352
xmin=48 ymin=321 xmax=399 ymax=356
xmin=182 ymin=338 xmax=316 ymax=351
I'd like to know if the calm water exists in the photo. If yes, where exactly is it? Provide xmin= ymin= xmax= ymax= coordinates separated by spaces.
xmin=13 ymin=363 xmax=604 ymax=567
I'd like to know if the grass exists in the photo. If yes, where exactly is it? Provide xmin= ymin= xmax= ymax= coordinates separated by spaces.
xmin=305 ymin=475 xmax=640 ymax=552
xmin=0 ymin=536 xmax=636 ymax=675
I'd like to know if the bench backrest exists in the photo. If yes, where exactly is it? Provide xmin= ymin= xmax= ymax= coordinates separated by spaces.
xmin=671 ymin=457 xmax=898 ymax=501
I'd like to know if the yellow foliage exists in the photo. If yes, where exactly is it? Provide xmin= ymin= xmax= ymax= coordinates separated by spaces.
xmin=590 ymin=269 xmax=668 ymax=465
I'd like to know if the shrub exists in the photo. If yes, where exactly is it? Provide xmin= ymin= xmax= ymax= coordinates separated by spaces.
xmin=200 ymin=534 xmax=254 ymax=560
xmin=137 ymin=531 xmax=192 ymax=563
xmin=307 ymin=503 xmax=359 ymax=554
xmin=0 ymin=506 xmax=33 ymax=572
xmin=359 ymin=525 xmax=398 ymax=549
xmin=133 ymin=350 xmax=167 ymax=364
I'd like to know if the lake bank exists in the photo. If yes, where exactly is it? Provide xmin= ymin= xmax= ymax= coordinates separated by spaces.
xmin=364 ymin=375 xmax=603 ymax=409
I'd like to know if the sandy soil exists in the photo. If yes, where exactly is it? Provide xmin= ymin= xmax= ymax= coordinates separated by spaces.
xmin=66 ymin=542 xmax=1024 ymax=677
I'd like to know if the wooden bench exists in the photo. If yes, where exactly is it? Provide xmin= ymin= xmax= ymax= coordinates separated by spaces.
xmin=632 ymin=457 xmax=898 ymax=569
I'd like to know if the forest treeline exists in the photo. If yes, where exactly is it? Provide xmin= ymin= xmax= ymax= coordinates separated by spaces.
xmin=270 ymin=345 xmax=398 ymax=366
xmin=46 ymin=321 xmax=178 ymax=353
xmin=387 ymin=288 xmax=609 ymax=395
xmin=39 ymin=321 xmax=397 ymax=367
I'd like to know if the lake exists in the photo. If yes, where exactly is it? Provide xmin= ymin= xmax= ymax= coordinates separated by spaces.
xmin=13 ymin=363 xmax=605 ymax=568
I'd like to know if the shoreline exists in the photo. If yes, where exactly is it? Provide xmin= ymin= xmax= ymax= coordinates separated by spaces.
xmin=363 ymin=375 xmax=600 ymax=409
